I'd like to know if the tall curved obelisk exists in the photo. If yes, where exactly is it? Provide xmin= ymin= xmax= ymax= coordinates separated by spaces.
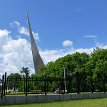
xmin=26 ymin=12 xmax=44 ymax=73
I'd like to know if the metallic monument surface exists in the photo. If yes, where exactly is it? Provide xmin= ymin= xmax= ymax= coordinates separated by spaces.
xmin=26 ymin=12 xmax=44 ymax=73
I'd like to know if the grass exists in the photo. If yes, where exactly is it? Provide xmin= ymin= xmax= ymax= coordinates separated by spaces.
xmin=1 ymin=98 xmax=107 ymax=107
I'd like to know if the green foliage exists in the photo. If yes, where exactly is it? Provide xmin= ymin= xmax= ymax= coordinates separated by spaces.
xmin=6 ymin=48 xmax=107 ymax=93
xmin=20 ymin=67 xmax=30 ymax=76
xmin=37 ymin=48 xmax=107 ymax=92
xmin=38 ymin=52 xmax=90 ymax=77
xmin=7 ymin=73 xmax=21 ymax=90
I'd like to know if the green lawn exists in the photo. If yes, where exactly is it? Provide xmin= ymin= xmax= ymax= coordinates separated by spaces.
xmin=1 ymin=98 xmax=107 ymax=107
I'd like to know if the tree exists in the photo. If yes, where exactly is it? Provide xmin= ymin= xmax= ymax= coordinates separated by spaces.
xmin=7 ymin=73 xmax=21 ymax=90
xmin=35 ymin=48 xmax=107 ymax=93
xmin=94 ymin=60 xmax=107 ymax=92
xmin=20 ymin=67 xmax=30 ymax=76
xmin=86 ymin=48 xmax=107 ymax=92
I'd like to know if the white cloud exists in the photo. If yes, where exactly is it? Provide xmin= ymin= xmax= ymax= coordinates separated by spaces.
xmin=10 ymin=21 xmax=20 ymax=28
xmin=10 ymin=21 xmax=39 ymax=40
xmin=0 ymin=24 xmax=107 ymax=76
xmin=84 ymin=35 xmax=97 ymax=38
xmin=40 ymin=49 xmax=65 ymax=63
xmin=19 ymin=26 xmax=29 ymax=36
xmin=0 ymin=29 xmax=11 ymax=46
xmin=95 ymin=42 xmax=107 ymax=49
xmin=39 ymin=47 xmax=95 ymax=64
xmin=0 ymin=29 xmax=11 ymax=36
xmin=0 ymin=30 xmax=94 ymax=75
xmin=19 ymin=26 xmax=39 ymax=40
xmin=62 ymin=40 xmax=73 ymax=47
xmin=0 ymin=29 xmax=34 ymax=75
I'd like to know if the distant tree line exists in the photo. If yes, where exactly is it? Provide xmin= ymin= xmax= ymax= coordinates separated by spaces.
xmin=6 ymin=48 xmax=107 ymax=93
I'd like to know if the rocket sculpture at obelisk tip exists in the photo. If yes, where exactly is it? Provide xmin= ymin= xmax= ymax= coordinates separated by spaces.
xmin=26 ymin=11 xmax=44 ymax=73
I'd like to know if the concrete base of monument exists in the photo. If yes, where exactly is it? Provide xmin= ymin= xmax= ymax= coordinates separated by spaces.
xmin=0 ymin=93 xmax=107 ymax=105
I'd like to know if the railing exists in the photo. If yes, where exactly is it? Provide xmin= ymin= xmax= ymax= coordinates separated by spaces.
xmin=0 ymin=72 xmax=107 ymax=99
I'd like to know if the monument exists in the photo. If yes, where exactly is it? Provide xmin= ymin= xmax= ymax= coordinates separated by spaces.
xmin=26 ymin=12 xmax=44 ymax=73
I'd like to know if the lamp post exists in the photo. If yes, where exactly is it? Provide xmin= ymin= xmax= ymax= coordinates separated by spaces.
xmin=64 ymin=67 xmax=67 ymax=93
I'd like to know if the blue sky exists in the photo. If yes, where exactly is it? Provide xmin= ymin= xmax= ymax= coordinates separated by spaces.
xmin=0 ymin=0 xmax=107 ymax=49
xmin=0 ymin=0 xmax=107 ymax=74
